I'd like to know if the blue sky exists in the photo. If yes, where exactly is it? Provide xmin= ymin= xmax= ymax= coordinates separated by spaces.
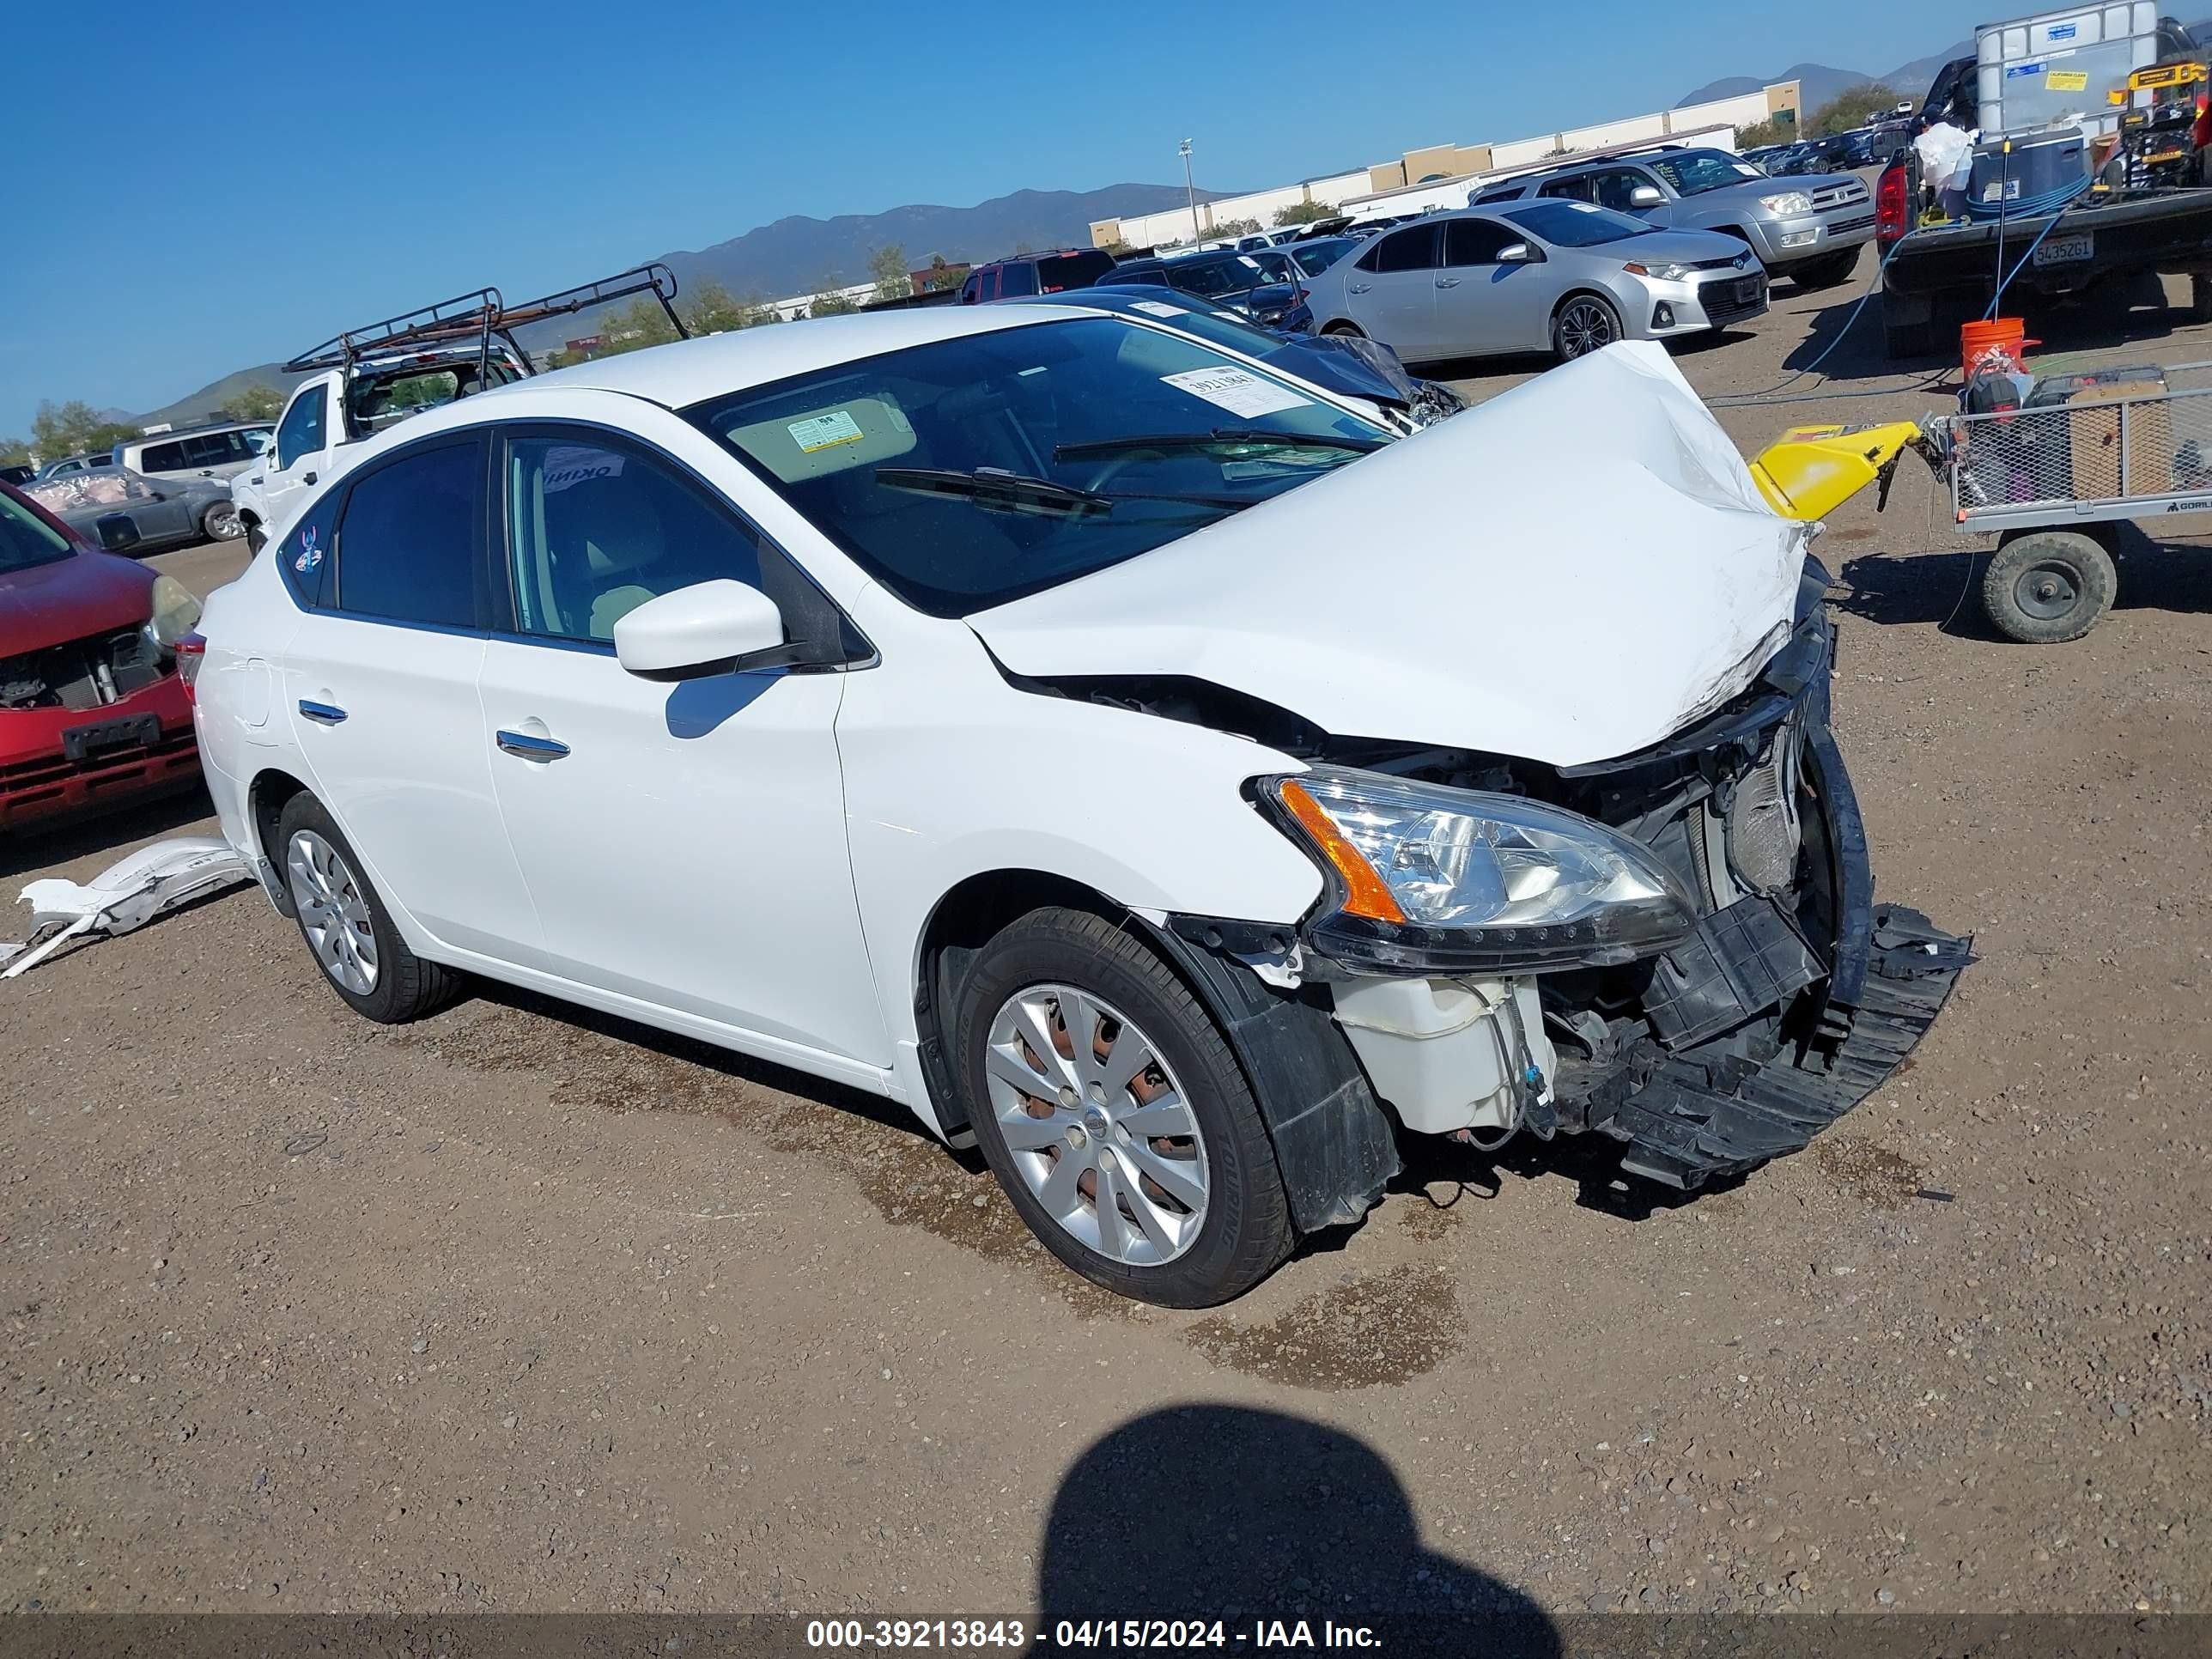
xmin=0 ymin=0 xmax=1988 ymax=437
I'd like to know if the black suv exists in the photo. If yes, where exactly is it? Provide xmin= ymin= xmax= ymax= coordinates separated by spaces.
xmin=957 ymin=249 xmax=1116 ymax=302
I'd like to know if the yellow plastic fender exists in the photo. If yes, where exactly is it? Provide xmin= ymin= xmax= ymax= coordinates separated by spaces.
xmin=1748 ymin=421 xmax=1926 ymax=522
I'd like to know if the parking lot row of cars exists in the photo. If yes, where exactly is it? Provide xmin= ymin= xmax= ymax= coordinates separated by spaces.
xmin=957 ymin=143 xmax=1875 ymax=368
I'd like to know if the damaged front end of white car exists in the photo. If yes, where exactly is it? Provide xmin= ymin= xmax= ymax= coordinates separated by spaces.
xmin=973 ymin=341 xmax=1971 ymax=1200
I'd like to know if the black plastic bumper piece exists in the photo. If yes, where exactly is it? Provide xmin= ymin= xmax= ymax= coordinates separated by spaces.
xmin=1644 ymin=896 xmax=1826 ymax=1050
xmin=1595 ymin=905 xmax=1972 ymax=1188
xmin=1151 ymin=922 xmax=1401 ymax=1232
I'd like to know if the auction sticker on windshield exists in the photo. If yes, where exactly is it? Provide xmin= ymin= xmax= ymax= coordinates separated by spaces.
xmin=788 ymin=410 xmax=866 ymax=453
xmin=1161 ymin=367 xmax=1310 ymax=418
xmin=1133 ymin=300 xmax=1187 ymax=318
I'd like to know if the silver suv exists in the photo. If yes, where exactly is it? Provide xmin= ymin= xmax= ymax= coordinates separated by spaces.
xmin=112 ymin=421 xmax=273 ymax=485
xmin=1474 ymin=146 xmax=1874 ymax=290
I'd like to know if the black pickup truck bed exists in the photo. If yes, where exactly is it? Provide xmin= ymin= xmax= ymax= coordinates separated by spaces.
xmin=1882 ymin=188 xmax=2212 ymax=356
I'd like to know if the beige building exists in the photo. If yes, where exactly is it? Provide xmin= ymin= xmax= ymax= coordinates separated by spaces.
xmin=1091 ymin=80 xmax=1802 ymax=251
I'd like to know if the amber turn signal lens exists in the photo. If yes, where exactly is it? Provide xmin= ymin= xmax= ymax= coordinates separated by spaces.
xmin=1278 ymin=779 xmax=1407 ymax=925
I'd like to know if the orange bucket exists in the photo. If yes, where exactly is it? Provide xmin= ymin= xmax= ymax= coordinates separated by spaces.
xmin=1960 ymin=316 xmax=2029 ymax=379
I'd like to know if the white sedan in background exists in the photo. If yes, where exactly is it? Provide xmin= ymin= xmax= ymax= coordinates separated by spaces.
xmin=188 ymin=307 xmax=1960 ymax=1306
xmin=1304 ymin=201 xmax=1768 ymax=362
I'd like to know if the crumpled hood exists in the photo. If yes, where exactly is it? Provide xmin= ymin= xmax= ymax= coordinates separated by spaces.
xmin=0 ymin=551 xmax=155 ymax=654
xmin=966 ymin=341 xmax=1810 ymax=769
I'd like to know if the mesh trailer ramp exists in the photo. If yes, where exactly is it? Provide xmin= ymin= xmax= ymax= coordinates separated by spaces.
xmin=1935 ymin=358 xmax=2212 ymax=641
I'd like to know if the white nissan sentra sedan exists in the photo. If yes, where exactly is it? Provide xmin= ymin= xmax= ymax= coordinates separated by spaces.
xmin=188 ymin=307 xmax=1967 ymax=1306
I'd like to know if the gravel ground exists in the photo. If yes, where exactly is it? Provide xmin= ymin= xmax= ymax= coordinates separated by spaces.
xmin=3 ymin=254 xmax=2209 ymax=1627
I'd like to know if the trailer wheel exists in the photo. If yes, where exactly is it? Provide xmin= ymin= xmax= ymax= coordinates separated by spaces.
xmin=1982 ymin=530 xmax=2117 ymax=643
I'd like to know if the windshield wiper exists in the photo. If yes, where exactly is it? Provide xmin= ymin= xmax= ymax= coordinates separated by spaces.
xmin=873 ymin=465 xmax=1257 ymax=518
xmin=1052 ymin=427 xmax=1387 ymax=462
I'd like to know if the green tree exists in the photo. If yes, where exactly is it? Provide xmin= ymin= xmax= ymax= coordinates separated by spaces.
xmin=683 ymin=277 xmax=781 ymax=332
xmin=224 ymin=382 xmax=285 ymax=422
xmin=807 ymin=288 xmax=861 ymax=318
xmin=0 ymin=435 xmax=30 ymax=467
xmin=1212 ymin=216 xmax=1262 ymax=236
xmin=869 ymin=244 xmax=910 ymax=303
xmin=594 ymin=295 xmax=683 ymax=356
xmin=1808 ymin=83 xmax=1905 ymax=137
xmin=1735 ymin=111 xmax=1798 ymax=149
xmin=1273 ymin=200 xmax=1334 ymax=228
xmin=30 ymin=400 xmax=140 ymax=462
xmin=917 ymin=253 xmax=965 ymax=294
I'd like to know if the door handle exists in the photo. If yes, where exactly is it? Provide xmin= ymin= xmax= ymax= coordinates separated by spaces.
xmin=1347 ymin=283 xmax=1370 ymax=294
xmin=1435 ymin=276 xmax=1461 ymax=288
xmin=495 ymin=729 xmax=571 ymax=762
xmin=297 ymin=700 xmax=347 ymax=726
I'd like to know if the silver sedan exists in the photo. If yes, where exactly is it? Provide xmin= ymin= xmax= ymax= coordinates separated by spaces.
xmin=1301 ymin=201 xmax=1767 ymax=363
xmin=21 ymin=467 xmax=240 ymax=552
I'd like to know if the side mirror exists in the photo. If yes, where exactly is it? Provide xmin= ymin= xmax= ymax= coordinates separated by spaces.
xmin=1629 ymin=185 xmax=1665 ymax=209
xmin=614 ymin=580 xmax=790 ymax=679
xmin=94 ymin=515 xmax=142 ymax=553
xmin=1497 ymin=242 xmax=1540 ymax=264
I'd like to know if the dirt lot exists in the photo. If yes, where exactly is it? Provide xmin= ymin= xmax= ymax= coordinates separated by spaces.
xmin=5 ymin=261 xmax=2210 ymax=1631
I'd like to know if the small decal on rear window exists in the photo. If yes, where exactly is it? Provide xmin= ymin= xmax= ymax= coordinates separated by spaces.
xmin=1132 ymin=300 xmax=1186 ymax=318
xmin=293 ymin=523 xmax=322 ymax=574
xmin=787 ymin=410 xmax=866 ymax=453
xmin=1159 ymin=367 xmax=1311 ymax=418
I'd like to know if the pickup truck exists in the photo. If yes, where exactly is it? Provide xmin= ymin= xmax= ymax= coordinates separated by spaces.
xmin=1879 ymin=33 xmax=2212 ymax=357
xmin=231 ymin=267 xmax=686 ymax=550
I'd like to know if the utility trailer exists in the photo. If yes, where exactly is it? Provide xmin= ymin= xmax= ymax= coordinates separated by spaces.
xmin=1754 ymin=362 xmax=2212 ymax=640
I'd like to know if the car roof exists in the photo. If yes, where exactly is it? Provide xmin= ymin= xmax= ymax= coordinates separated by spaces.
xmin=468 ymin=306 xmax=1106 ymax=411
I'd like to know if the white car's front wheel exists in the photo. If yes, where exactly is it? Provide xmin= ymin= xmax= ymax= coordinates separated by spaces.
xmin=955 ymin=908 xmax=1294 ymax=1307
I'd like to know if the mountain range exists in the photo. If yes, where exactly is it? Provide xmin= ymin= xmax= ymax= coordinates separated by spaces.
xmin=132 ymin=182 xmax=1225 ymax=428
xmin=1681 ymin=18 xmax=2212 ymax=117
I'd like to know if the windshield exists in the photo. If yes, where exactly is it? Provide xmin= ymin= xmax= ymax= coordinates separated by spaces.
xmin=1647 ymin=149 xmax=1764 ymax=197
xmin=1500 ymin=201 xmax=1652 ymax=246
xmin=688 ymin=317 xmax=1389 ymax=617
xmin=0 ymin=489 xmax=75 ymax=574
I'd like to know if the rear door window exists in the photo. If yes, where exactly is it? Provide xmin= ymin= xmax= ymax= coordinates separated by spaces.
xmin=1370 ymin=224 xmax=1442 ymax=272
xmin=998 ymin=263 xmax=1039 ymax=298
xmin=332 ymin=439 xmax=487 ymax=629
xmin=1538 ymin=173 xmax=1596 ymax=202
xmin=140 ymin=441 xmax=188 ymax=473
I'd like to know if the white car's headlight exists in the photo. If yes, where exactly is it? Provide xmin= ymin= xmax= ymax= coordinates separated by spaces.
xmin=1625 ymin=260 xmax=1696 ymax=282
xmin=1266 ymin=765 xmax=1698 ymax=972
xmin=145 ymin=573 xmax=202 ymax=649
xmin=1759 ymin=191 xmax=1813 ymax=215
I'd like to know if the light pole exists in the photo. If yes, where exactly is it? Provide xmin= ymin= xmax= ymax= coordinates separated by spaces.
xmin=1179 ymin=138 xmax=1199 ymax=244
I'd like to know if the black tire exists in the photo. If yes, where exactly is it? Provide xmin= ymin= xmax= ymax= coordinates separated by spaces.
xmin=200 ymin=501 xmax=242 ymax=542
xmin=1320 ymin=319 xmax=1364 ymax=338
xmin=1981 ymin=530 xmax=2117 ymax=643
xmin=245 ymin=521 xmax=266 ymax=556
xmin=1552 ymin=293 xmax=1623 ymax=361
xmin=952 ymin=907 xmax=1294 ymax=1308
xmin=1789 ymin=248 xmax=1861 ymax=290
xmin=1883 ymin=301 xmax=1938 ymax=360
xmin=276 ymin=792 xmax=462 ymax=1022
xmin=2189 ymin=273 xmax=2212 ymax=324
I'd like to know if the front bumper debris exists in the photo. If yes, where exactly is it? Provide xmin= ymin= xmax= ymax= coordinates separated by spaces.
xmin=1589 ymin=904 xmax=1970 ymax=1188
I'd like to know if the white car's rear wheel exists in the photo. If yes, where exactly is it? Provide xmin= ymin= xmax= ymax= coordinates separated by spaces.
xmin=276 ymin=793 xmax=461 ymax=1023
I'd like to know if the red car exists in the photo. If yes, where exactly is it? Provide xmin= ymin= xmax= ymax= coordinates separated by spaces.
xmin=0 ymin=480 xmax=203 ymax=832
